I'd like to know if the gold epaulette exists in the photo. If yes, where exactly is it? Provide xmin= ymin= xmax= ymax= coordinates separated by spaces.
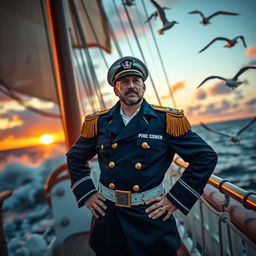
xmin=151 ymin=104 xmax=191 ymax=137
xmin=81 ymin=109 xmax=110 ymax=138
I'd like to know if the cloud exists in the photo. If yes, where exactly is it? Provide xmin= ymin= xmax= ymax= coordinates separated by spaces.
xmin=248 ymin=59 xmax=256 ymax=65
xmin=170 ymin=81 xmax=185 ymax=94
xmin=208 ymin=81 xmax=233 ymax=96
xmin=187 ymin=104 xmax=202 ymax=115
xmin=199 ymin=99 xmax=237 ymax=115
xmin=194 ymin=88 xmax=207 ymax=100
xmin=245 ymin=46 xmax=256 ymax=59
xmin=0 ymin=97 xmax=55 ymax=115
xmin=246 ymin=98 xmax=256 ymax=105
xmin=233 ymin=90 xmax=244 ymax=100
xmin=0 ymin=109 xmax=63 ymax=142
xmin=0 ymin=115 xmax=24 ymax=130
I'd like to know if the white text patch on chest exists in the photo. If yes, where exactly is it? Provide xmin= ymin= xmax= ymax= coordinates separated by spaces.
xmin=138 ymin=133 xmax=163 ymax=140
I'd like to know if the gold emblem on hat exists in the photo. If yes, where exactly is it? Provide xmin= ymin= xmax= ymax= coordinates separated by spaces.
xmin=121 ymin=60 xmax=133 ymax=69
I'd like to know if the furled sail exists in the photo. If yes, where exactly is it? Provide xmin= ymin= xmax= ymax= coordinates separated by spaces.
xmin=0 ymin=0 xmax=111 ymax=104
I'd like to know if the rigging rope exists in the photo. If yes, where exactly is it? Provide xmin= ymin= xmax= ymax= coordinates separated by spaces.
xmin=122 ymin=0 xmax=162 ymax=106
xmin=69 ymin=28 xmax=96 ymax=112
xmin=134 ymin=2 xmax=162 ymax=86
xmin=80 ymin=0 xmax=109 ymax=70
xmin=141 ymin=0 xmax=176 ymax=108
xmin=107 ymin=12 xmax=123 ymax=57
xmin=0 ymin=78 xmax=60 ymax=118
xmin=112 ymin=0 xmax=134 ymax=56
xmin=69 ymin=8 xmax=98 ymax=112
xmin=69 ymin=0 xmax=106 ymax=110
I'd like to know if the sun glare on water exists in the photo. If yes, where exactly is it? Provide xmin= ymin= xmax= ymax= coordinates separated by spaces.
xmin=40 ymin=134 xmax=54 ymax=145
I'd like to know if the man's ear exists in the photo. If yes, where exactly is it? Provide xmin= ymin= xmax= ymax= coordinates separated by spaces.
xmin=114 ymin=86 xmax=119 ymax=96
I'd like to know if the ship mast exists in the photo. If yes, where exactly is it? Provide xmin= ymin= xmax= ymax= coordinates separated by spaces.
xmin=45 ymin=0 xmax=81 ymax=149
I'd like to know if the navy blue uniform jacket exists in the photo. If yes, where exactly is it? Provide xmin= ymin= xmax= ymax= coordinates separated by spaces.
xmin=66 ymin=99 xmax=218 ymax=256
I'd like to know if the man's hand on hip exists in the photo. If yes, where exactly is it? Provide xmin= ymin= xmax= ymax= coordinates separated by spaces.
xmin=145 ymin=195 xmax=177 ymax=221
xmin=84 ymin=192 xmax=107 ymax=218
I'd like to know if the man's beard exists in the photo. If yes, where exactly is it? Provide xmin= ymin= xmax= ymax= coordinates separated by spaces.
xmin=119 ymin=89 xmax=143 ymax=106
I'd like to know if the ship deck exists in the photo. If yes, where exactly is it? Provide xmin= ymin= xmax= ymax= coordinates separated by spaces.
xmin=52 ymin=231 xmax=189 ymax=256
xmin=53 ymin=232 xmax=95 ymax=256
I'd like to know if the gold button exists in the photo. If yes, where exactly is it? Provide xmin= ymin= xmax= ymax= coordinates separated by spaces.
xmin=135 ymin=163 xmax=142 ymax=170
xmin=141 ymin=142 xmax=149 ymax=149
xmin=133 ymin=185 xmax=140 ymax=192
xmin=108 ymin=183 xmax=115 ymax=190
xmin=108 ymin=161 xmax=115 ymax=168
xmin=111 ymin=143 xmax=118 ymax=149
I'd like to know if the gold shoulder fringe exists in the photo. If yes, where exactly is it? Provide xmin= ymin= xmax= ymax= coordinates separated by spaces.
xmin=151 ymin=104 xmax=191 ymax=137
xmin=81 ymin=109 xmax=109 ymax=138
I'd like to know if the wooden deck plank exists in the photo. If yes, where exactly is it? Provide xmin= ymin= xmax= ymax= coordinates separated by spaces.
xmin=53 ymin=232 xmax=95 ymax=256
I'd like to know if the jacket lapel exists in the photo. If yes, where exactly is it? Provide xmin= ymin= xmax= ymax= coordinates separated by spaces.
xmin=103 ymin=102 xmax=125 ymax=136
xmin=113 ymin=100 xmax=157 ymax=142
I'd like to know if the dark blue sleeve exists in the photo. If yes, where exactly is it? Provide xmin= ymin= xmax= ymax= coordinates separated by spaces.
xmin=166 ymin=130 xmax=218 ymax=215
xmin=66 ymin=136 xmax=98 ymax=207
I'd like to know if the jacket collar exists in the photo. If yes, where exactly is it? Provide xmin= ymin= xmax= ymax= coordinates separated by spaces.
xmin=102 ymin=99 xmax=157 ymax=141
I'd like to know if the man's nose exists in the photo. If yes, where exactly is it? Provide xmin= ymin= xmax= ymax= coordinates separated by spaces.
xmin=127 ymin=80 xmax=135 ymax=88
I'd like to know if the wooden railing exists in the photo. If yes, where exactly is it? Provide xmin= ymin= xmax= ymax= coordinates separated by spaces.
xmin=174 ymin=158 xmax=256 ymax=211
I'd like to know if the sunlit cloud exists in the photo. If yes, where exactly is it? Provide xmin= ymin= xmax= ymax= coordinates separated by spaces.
xmin=171 ymin=81 xmax=185 ymax=94
xmin=245 ymin=46 xmax=256 ymax=59
xmin=194 ymin=88 xmax=207 ymax=100
xmin=187 ymin=104 xmax=202 ymax=115
xmin=246 ymin=98 xmax=256 ymax=105
xmin=0 ymin=115 xmax=24 ymax=130
xmin=0 ymin=131 xmax=65 ymax=151
xmin=198 ymin=99 xmax=240 ymax=116
xmin=0 ymin=98 xmax=55 ymax=115
xmin=208 ymin=81 xmax=233 ymax=96
xmin=0 ymin=99 xmax=25 ymax=114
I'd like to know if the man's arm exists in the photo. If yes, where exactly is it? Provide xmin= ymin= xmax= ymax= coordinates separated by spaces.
xmin=166 ymin=130 xmax=218 ymax=215
xmin=66 ymin=136 xmax=98 ymax=207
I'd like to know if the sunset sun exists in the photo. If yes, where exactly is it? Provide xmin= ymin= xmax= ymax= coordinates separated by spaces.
xmin=40 ymin=134 xmax=54 ymax=145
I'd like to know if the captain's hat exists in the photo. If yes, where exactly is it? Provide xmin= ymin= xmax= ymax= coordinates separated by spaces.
xmin=107 ymin=56 xmax=148 ymax=87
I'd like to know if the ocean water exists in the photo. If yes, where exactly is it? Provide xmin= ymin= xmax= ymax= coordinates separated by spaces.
xmin=0 ymin=117 xmax=255 ymax=255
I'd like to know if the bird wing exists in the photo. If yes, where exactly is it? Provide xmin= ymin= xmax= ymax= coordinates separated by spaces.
xmin=233 ymin=66 xmax=256 ymax=79
xmin=145 ymin=12 xmax=157 ymax=23
xmin=188 ymin=10 xmax=204 ymax=19
xmin=200 ymin=122 xmax=230 ymax=137
xmin=237 ymin=117 xmax=256 ymax=135
xmin=150 ymin=0 xmax=168 ymax=24
xmin=208 ymin=11 xmax=239 ymax=20
xmin=198 ymin=37 xmax=230 ymax=53
xmin=236 ymin=35 xmax=247 ymax=47
xmin=197 ymin=76 xmax=225 ymax=88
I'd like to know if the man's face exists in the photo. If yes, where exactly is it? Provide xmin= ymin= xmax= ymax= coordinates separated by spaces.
xmin=114 ymin=76 xmax=146 ymax=106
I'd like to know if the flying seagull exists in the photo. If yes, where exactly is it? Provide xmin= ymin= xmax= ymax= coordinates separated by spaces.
xmin=150 ymin=0 xmax=178 ymax=35
xmin=123 ymin=0 xmax=135 ymax=7
xmin=198 ymin=36 xmax=247 ymax=53
xmin=200 ymin=117 xmax=256 ymax=144
xmin=145 ymin=7 xmax=171 ymax=23
xmin=188 ymin=10 xmax=239 ymax=25
xmin=197 ymin=66 xmax=256 ymax=89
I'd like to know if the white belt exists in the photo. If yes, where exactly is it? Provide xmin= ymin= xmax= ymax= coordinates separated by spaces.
xmin=99 ymin=182 xmax=165 ymax=208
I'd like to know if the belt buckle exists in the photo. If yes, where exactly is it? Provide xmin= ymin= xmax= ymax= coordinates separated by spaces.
xmin=115 ymin=190 xmax=131 ymax=208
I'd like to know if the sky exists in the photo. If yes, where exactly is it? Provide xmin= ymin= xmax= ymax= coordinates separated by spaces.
xmin=0 ymin=0 xmax=256 ymax=151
